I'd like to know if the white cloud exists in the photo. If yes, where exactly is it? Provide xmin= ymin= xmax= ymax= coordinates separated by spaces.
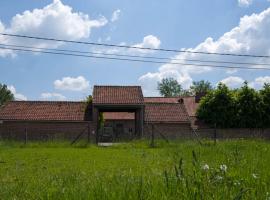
xmin=40 ymin=92 xmax=66 ymax=100
xmin=132 ymin=35 xmax=161 ymax=53
xmin=249 ymin=76 xmax=270 ymax=88
xmin=94 ymin=35 xmax=161 ymax=55
xmin=219 ymin=76 xmax=245 ymax=88
xmin=111 ymin=9 xmax=121 ymax=22
xmin=7 ymin=85 xmax=27 ymax=100
xmin=226 ymin=68 xmax=238 ymax=74
xmin=238 ymin=0 xmax=253 ymax=7
xmin=0 ymin=0 xmax=107 ymax=57
xmin=139 ymin=8 xmax=270 ymax=95
xmin=54 ymin=76 xmax=90 ymax=91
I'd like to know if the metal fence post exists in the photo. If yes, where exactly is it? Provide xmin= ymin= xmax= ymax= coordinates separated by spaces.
xmin=24 ymin=127 xmax=28 ymax=144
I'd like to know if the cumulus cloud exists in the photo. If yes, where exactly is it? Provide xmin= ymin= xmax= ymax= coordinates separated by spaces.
xmin=249 ymin=76 xmax=270 ymax=88
xmin=54 ymin=76 xmax=90 ymax=91
xmin=219 ymin=76 xmax=245 ymax=88
xmin=7 ymin=85 xmax=27 ymax=100
xmin=238 ymin=0 xmax=253 ymax=7
xmin=40 ymin=92 xmax=66 ymax=100
xmin=133 ymin=35 xmax=161 ymax=49
xmin=0 ymin=0 xmax=107 ymax=57
xmin=94 ymin=35 xmax=161 ymax=55
xmin=111 ymin=9 xmax=121 ymax=22
xmin=139 ymin=8 xmax=270 ymax=95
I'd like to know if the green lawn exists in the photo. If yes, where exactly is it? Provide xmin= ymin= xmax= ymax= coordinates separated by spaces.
xmin=0 ymin=139 xmax=269 ymax=199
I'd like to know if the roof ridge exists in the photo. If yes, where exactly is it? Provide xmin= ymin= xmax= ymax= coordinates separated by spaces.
xmin=8 ymin=101 xmax=85 ymax=103
xmin=144 ymin=96 xmax=195 ymax=98
xmin=144 ymin=102 xmax=183 ymax=104
xmin=94 ymin=85 xmax=141 ymax=87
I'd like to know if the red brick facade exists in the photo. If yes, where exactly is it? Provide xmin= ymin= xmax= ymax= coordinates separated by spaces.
xmin=0 ymin=121 xmax=96 ymax=141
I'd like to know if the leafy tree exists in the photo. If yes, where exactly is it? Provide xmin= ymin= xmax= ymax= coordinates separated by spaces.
xmin=190 ymin=80 xmax=213 ymax=95
xmin=236 ymin=81 xmax=263 ymax=128
xmin=197 ymin=83 xmax=237 ymax=128
xmin=0 ymin=83 xmax=14 ymax=106
xmin=260 ymin=83 xmax=270 ymax=127
xmin=157 ymin=78 xmax=183 ymax=97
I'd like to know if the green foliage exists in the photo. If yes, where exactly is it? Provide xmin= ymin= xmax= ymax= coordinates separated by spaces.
xmin=157 ymin=78 xmax=183 ymax=97
xmin=85 ymin=95 xmax=93 ymax=104
xmin=99 ymin=112 xmax=105 ymax=128
xmin=190 ymin=80 xmax=213 ymax=95
xmin=197 ymin=81 xmax=270 ymax=128
xmin=260 ymin=83 xmax=270 ymax=127
xmin=197 ymin=83 xmax=236 ymax=128
xmin=0 ymin=140 xmax=269 ymax=199
xmin=0 ymin=83 xmax=14 ymax=106
xmin=236 ymin=81 xmax=263 ymax=128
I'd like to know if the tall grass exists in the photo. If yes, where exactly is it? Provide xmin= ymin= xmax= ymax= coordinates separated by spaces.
xmin=0 ymin=139 xmax=269 ymax=199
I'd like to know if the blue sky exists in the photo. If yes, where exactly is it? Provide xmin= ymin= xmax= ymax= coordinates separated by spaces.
xmin=0 ymin=0 xmax=270 ymax=100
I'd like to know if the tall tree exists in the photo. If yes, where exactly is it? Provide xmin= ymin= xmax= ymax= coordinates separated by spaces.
xmin=196 ymin=83 xmax=237 ymax=128
xmin=260 ymin=83 xmax=270 ymax=127
xmin=236 ymin=81 xmax=263 ymax=128
xmin=190 ymin=80 xmax=213 ymax=95
xmin=157 ymin=78 xmax=183 ymax=97
xmin=0 ymin=84 xmax=14 ymax=106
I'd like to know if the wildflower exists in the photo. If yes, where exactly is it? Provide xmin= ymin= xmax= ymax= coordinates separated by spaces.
xmin=202 ymin=164 xmax=209 ymax=171
xmin=216 ymin=175 xmax=223 ymax=180
xmin=220 ymin=164 xmax=227 ymax=172
xmin=233 ymin=181 xmax=240 ymax=186
xmin=252 ymin=173 xmax=258 ymax=179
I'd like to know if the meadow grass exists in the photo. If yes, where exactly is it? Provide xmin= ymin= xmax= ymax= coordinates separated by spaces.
xmin=0 ymin=139 xmax=269 ymax=199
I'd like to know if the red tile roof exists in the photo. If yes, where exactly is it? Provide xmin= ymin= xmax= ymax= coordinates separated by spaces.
xmin=144 ymin=103 xmax=190 ymax=123
xmin=0 ymin=101 xmax=90 ymax=121
xmin=93 ymin=86 xmax=144 ymax=105
xmin=144 ymin=96 xmax=198 ymax=117
xmin=103 ymin=112 xmax=135 ymax=120
xmin=144 ymin=97 xmax=181 ymax=103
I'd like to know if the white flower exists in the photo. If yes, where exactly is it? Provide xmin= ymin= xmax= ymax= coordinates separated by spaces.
xmin=234 ymin=181 xmax=240 ymax=186
xmin=252 ymin=173 xmax=258 ymax=179
xmin=216 ymin=175 xmax=223 ymax=180
xmin=202 ymin=164 xmax=209 ymax=171
xmin=220 ymin=164 xmax=227 ymax=172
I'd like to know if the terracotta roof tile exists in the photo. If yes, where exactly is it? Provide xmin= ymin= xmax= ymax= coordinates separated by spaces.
xmin=93 ymin=86 xmax=144 ymax=105
xmin=144 ymin=96 xmax=198 ymax=117
xmin=103 ymin=112 xmax=135 ymax=120
xmin=0 ymin=101 xmax=91 ymax=121
xmin=144 ymin=103 xmax=190 ymax=123
xmin=144 ymin=97 xmax=181 ymax=103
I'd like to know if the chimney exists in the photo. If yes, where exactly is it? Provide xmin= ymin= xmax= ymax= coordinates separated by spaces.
xmin=195 ymin=92 xmax=206 ymax=103
xmin=178 ymin=98 xmax=184 ymax=104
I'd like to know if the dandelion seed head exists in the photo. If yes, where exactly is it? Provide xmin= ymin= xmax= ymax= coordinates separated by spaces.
xmin=252 ymin=173 xmax=258 ymax=179
xmin=220 ymin=164 xmax=227 ymax=172
xmin=202 ymin=164 xmax=209 ymax=171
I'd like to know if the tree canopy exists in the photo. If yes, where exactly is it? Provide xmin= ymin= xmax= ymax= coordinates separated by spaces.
xmin=190 ymin=80 xmax=213 ymax=95
xmin=157 ymin=78 xmax=183 ymax=97
xmin=0 ymin=84 xmax=14 ymax=106
xmin=261 ymin=83 xmax=270 ymax=127
xmin=236 ymin=81 xmax=263 ymax=128
xmin=197 ymin=81 xmax=270 ymax=128
xmin=197 ymin=83 xmax=236 ymax=128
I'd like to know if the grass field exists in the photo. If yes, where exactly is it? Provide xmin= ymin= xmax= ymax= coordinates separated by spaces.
xmin=0 ymin=139 xmax=269 ymax=199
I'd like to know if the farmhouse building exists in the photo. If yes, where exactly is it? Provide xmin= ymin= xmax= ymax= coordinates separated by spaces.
xmin=0 ymin=85 xmax=202 ymax=142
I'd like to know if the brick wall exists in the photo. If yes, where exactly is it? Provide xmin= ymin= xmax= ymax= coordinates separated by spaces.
xmin=144 ymin=123 xmax=192 ymax=139
xmin=143 ymin=123 xmax=270 ymax=140
xmin=0 ymin=121 xmax=97 ymax=142
xmin=196 ymin=128 xmax=270 ymax=139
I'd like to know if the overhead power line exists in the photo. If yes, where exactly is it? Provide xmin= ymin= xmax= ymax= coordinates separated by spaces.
xmin=0 ymin=43 xmax=270 ymax=67
xmin=1 ymin=32 xmax=270 ymax=58
xmin=1 ymin=45 xmax=270 ymax=71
